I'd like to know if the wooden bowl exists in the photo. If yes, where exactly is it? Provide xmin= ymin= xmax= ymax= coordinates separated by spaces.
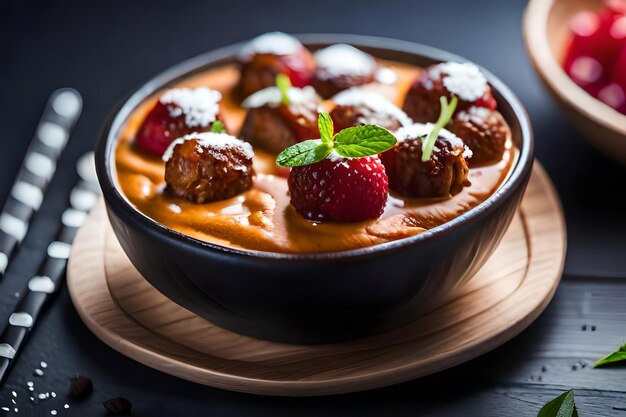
xmin=523 ymin=0 xmax=626 ymax=164
xmin=96 ymin=34 xmax=534 ymax=344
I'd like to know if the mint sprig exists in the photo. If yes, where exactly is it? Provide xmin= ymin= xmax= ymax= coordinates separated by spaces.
xmin=276 ymin=112 xmax=396 ymax=168
xmin=210 ymin=120 xmax=226 ymax=133
xmin=594 ymin=342 xmax=626 ymax=367
xmin=537 ymin=390 xmax=578 ymax=417
xmin=318 ymin=111 xmax=334 ymax=142
xmin=276 ymin=73 xmax=291 ymax=106
xmin=421 ymin=95 xmax=458 ymax=162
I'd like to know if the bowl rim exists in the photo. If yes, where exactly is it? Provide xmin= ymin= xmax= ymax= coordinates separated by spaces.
xmin=96 ymin=33 xmax=534 ymax=262
xmin=523 ymin=0 xmax=626 ymax=137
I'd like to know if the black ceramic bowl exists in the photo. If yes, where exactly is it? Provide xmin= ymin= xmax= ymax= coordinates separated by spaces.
xmin=96 ymin=34 xmax=534 ymax=344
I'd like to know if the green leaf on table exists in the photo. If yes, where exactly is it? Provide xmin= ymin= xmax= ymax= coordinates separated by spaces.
xmin=595 ymin=342 xmax=626 ymax=367
xmin=537 ymin=390 xmax=578 ymax=417
xmin=275 ymin=139 xmax=332 ymax=167
xmin=276 ymin=73 xmax=292 ymax=106
xmin=333 ymin=125 xmax=397 ymax=158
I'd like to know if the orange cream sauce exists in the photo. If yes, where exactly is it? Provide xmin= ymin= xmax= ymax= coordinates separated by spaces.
xmin=115 ymin=62 xmax=517 ymax=253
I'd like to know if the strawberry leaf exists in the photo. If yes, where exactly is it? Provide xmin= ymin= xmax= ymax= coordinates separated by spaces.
xmin=595 ymin=342 xmax=626 ymax=367
xmin=210 ymin=120 xmax=226 ymax=133
xmin=276 ymin=73 xmax=292 ymax=106
xmin=537 ymin=390 xmax=578 ymax=417
xmin=333 ymin=125 xmax=397 ymax=158
xmin=276 ymin=139 xmax=332 ymax=167
xmin=318 ymin=112 xmax=334 ymax=143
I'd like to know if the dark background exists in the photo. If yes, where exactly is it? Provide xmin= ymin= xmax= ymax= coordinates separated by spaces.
xmin=0 ymin=0 xmax=625 ymax=416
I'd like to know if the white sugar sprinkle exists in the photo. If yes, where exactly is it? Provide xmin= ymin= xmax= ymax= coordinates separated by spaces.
xmin=38 ymin=393 xmax=47 ymax=400
xmin=314 ymin=44 xmax=376 ymax=78
xmin=40 ymin=361 xmax=47 ymax=369
xmin=325 ymin=151 xmax=345 ymax=162
xmin=11 ymin=391 xmax=16 ymax=398
xmin=51 ymin=410 xmax=57 ymax=415
xmin=0 ymin=407 xmax=8 ymax=412
xmin=159 ymin=87 xmax=222 ymax=128
xmin=34 ymin=368 xmax=44 ymax=376
xmin=64 ymin=404 xmax=69 ymax=409
xmin=163 ymin=132 xmax=254 ymax=162
xmin=437 ymin=62 xmax=488 ymax=102
xmin=238 ymin=32 xmax=302 ymax=61
xmin=241 ymin=85 xmax=319 ymax=109
xmin=332 ymin=88 xmax=413 ymax=127
xmin=27 ymin=381 xmax=34 ymax=387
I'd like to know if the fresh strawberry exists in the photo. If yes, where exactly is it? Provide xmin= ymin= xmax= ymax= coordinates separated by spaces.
xmin=611 ymin=31 xmax=626 ymax=91
xmin=280 ymin=48 xmax=316 ymax=88
xmin=564 ymin=8 xmax=625 ymax=81
xmin=597 ymin=82 xmax=626 ymax=113
xmin=134 ymin=88 xmax=224 ymax=157
xmin=288 ymin=156 xmax=388 ymax=222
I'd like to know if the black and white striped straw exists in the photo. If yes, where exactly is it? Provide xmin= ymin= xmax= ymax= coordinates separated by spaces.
xmin=0 ymin=153 xmax=99 ymax=385
xmin=0 ymin=89 xmax=82 ymax=278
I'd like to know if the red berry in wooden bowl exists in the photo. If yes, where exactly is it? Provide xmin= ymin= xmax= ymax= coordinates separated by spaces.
xmin=134 ymin=87 xmax=224 ymax=157
xmin=237 ymin=32 xmax=315 ymax=98
xmin=276 ymin=112 xmax=398 ymax=222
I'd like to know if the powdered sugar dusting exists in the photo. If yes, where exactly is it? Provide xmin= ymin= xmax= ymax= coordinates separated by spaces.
xmin=241 ymin=86 xmax=319 ymax=108
xmin=437 ymin=62 xmax=488 ymax=102
xmin=160 ymin=87 xmax=222 ymax=128
xmin=238 ymin=32 xmax=302 ymax=61
xmin=394 ymin=123 xmax=471 ymax=158
xmin=332 ymin=89 xmax=413 ymax=127
xmin=325 ymin=150 xmax=345 ymax=162
xmin=163 ymin=132 xmax=254 ymax=162
xmin=314 ymin=44 xmax=377 ymax=78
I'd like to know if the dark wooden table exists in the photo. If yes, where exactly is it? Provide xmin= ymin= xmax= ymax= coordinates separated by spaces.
xmin=1 ymin=0 xmax=625 ymax=415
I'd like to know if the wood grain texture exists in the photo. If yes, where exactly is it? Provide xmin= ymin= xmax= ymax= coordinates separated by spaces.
xmin=523 ymin=0 xmax=626 ymax=164
xmin=66 ymin=162 xmax=566 ymax=396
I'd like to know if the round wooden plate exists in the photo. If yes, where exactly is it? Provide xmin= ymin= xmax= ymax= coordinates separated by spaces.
xmin=67 ymin=162 xmax=566 ymax=396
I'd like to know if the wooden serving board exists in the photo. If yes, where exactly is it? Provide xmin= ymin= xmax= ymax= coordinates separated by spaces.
xmin=67 ymin=163 xmax=566 ymax=396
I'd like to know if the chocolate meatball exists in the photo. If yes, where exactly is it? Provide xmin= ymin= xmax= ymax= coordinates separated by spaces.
xmin=446 ymin=106 xmax=508 ymax=167
xmin=380 ymin=124 xmax=472 ymax=198
xmin=237 ymin=32 xmax=315 ymax=99
xmin=330 ymin=89 xmax=412 ymax=131
xmin=402 ymin=61 xmax=497 ymax=123
xmin=240 ymin=86 xmax=321 ymax=153
xmin=164 ymin=133 xmax=254 ymax=203
xmin=312 ymin=44 xmax=378 ymax=98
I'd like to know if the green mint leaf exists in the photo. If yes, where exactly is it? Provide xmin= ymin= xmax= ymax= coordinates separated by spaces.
xmin=210 ymin=120 xmax=226 ymax=133
xmin=421 ymin=95 xmax=459 ymax=162
xmin=275 ymin=139 xmax=332 ymax=167
xmin=332 ymin=125 xmax=397 ymax=158
xmin=318 ymin=112 xmax=334 ymax=143
xmin=276 ymin=73 xmax=292 ymax=106
xmin=594 ymin=342 xmax=626 ymax=367
xmin=537 ymin=390 xmax=578 ymax=417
